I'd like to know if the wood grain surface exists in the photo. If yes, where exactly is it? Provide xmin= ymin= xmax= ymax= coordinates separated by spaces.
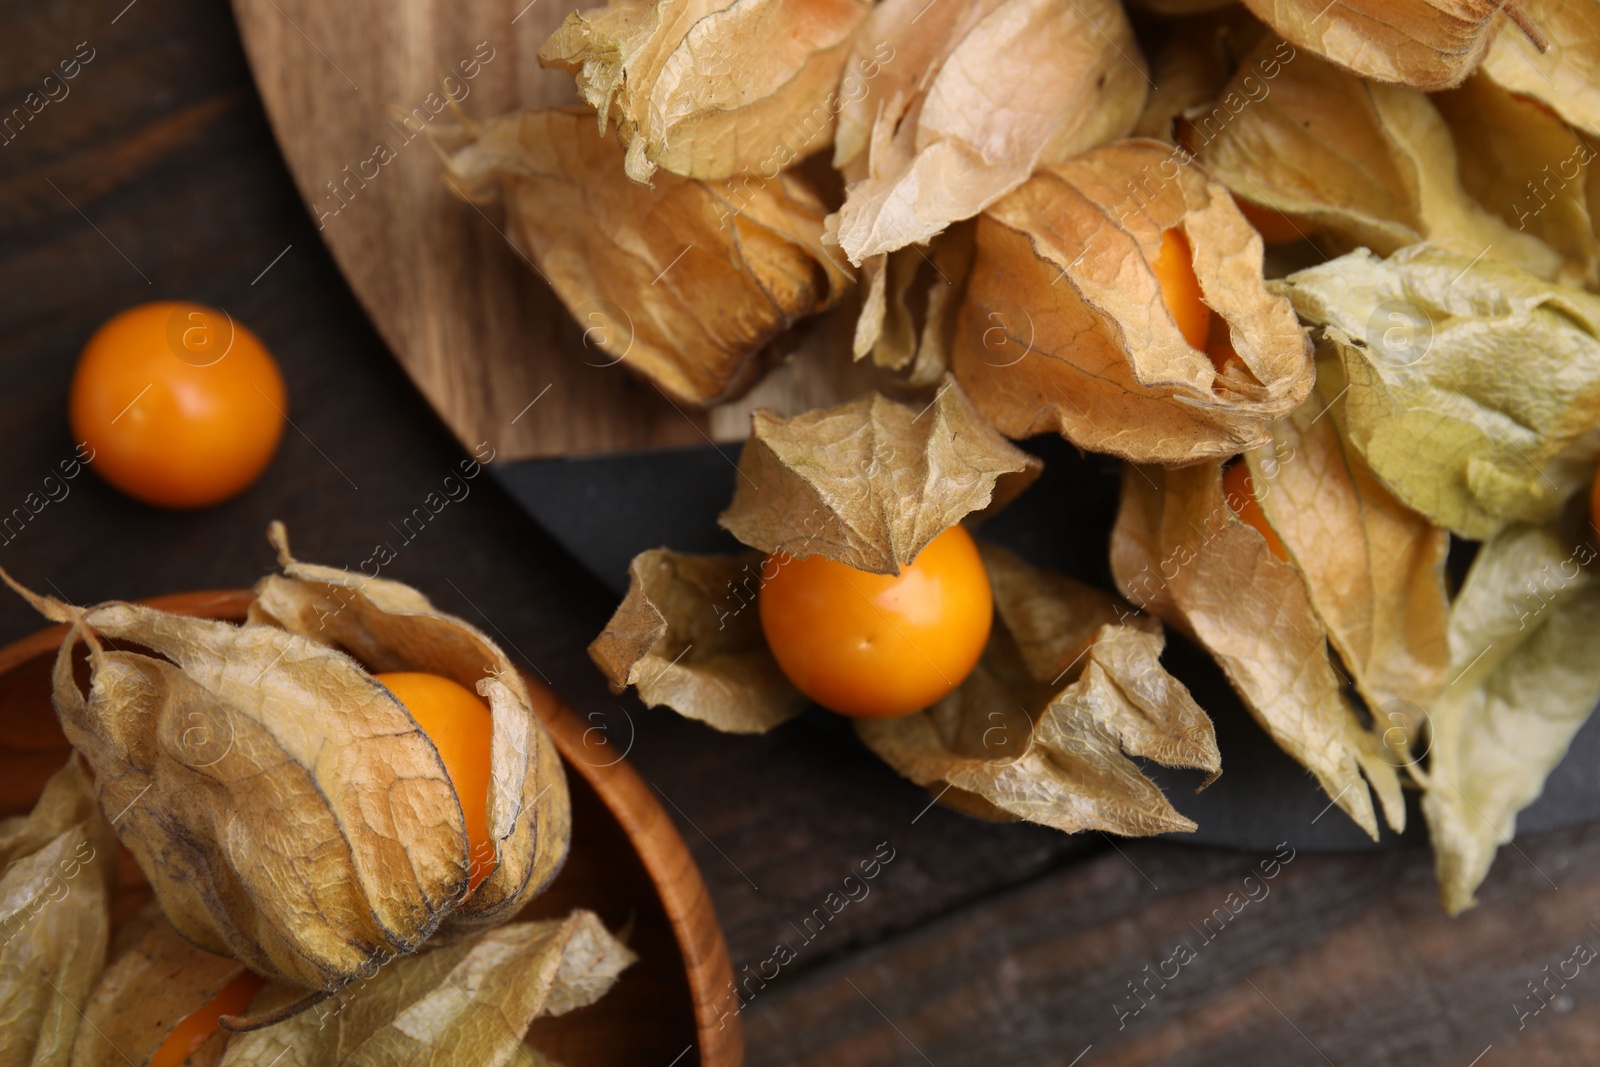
xmin=1 ymin=1 xmax=1595 ymax=1063
xmin=0 ymin=590 xmax=740 ymax=1066
xmin=228 ymin=0 xmax=869 ymax=462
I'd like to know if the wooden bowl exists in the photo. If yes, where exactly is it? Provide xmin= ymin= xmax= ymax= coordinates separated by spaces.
xmin=0 ymin=590 xmax=742 ymax=1066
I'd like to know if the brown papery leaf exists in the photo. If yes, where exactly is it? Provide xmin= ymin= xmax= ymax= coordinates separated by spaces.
xmin=857 ymin=544 xmax=1218 ymax=836
xmin=441 ymin=108 xmax=851 ymax=408
xmin=852 ymin=223 xmax=977 ymax=387
xmin=1194 ymin=38 xmax=1566 ymax=281
xmin=589 ymin=549 xmax=808 ymax=734
xmin=1435 ymin=73 xmax=1600 ymax=290
xmin=70 ymin=901 xmax=248 ymax=1067
xmin=250 ymin=524 xmax=570 ymax=941
xmin=1135 ymin=9 xmax=1270 ymax=143
xmin=1481 ymin=0 xmax=1600 ymax=139
xmin=1245 ymin=372 xmax=1452 ymax=725
xmin=1237 ymin=0 xmax=1530 ymax=90
xmin=950 ymin=139 xmax=1313 ymax=464
xmin=1110 ymin=462 xmax=1403 ymax=838
xmin=538 ymin=0 xmax=870 ymax=184
xmin=2 ymin=526 xmax=569 ymax=994
xmin=719 ymin=377 xmax=1040 ymax=575
xmin=983 ymin=544 xmax=1220 ymax=776
xmin=0 ymin=758 xmax=114 ymax=1067
xmin=828 ymin=0 xmax=1147 ymax=265
xmin=218 ymin=911 xmax=634 ymax=1067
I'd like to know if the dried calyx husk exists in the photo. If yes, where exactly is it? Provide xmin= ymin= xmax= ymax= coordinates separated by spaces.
xmin=440 ymin=107 xmax=851 ymax=408
xmin=539 ymin=0 xmax=871 ymax=185
xmin=3 ymin=524 xmax=570 ymax=1003
xmin=70 ymin=902 xmax=633 ymax=1067
xmin=1236 ymin=0 xmax=1545 ymax=91
xmin=950 ymin=138 xmax=1313 ymax=464
xmin=1273 ymin=244 xmax=1600 ymax=540
xmin=851 ymin=221 xmax=976 ymax=387
xmin=717 ymin=374 xmax=1039 ymax=574
xmin=1135 ymin=7 xmax=1269 ymax=144
xmin=856 ymin=543 xmax=1220 ymax=837
xmin=588 ymin=548 xmax=809 ymax=735
xmin=1242 ymin=371 xmax=1452 ymax=737
xmin=827 ymin=0 xmax=1147 ymax=266
xmin=592 ymin=381 xmax=1221 ymax=836
xmin=1192 ymin=37 xmax=1571 ymax=283
xmin=1419 ymin=509 xmax=1600 ymax=915
xmin=71 ymin=900 xmax=252 ymax=1067
xmin=217 ymin=909 xmax=633 ymax=1066
xmin=1480 ymin=0 xmax=1600 ymax=139
xmin=1434 ymin=73 xmax=1600 ymax=290
xmin=1110 ymin=460 xmax=1405 ymax=839
xmin=0 ymin=757 xmax=114 ymax=1067
xmin=591 ymin=378 xmax=1038 ymax=732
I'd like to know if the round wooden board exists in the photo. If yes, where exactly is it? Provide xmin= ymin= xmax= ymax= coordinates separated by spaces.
xmin=0 ymin=590 xmax=741 ymax=1067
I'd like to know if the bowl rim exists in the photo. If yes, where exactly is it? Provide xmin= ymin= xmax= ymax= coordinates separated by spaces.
xmin=0 ymin=587 xmax=743 ymax=1067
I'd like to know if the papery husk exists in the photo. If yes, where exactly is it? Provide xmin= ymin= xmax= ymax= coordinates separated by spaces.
xmin=218 ymin=911 xmax=635 ymax=1067
xmin=69 ymin=901 xmax=248 ymax=1067
xmin=1194 ymin=38 xmax=1567 ymax=281
xmin=1420 ymin=518 xmax=1600 ymax=915
xmin=1481 ymin=0 xmax=1600 ymax=139
xmin=853 ymin=222 xmax=977 ymax=387
xmin=589 ymin=548 xmax=808 ymax=734
xmin=1110 ymin=461 xmax=1403 ymax=838
xmin=1434 ymin=73 xmax=1600 ymax=290
xmin=1236 ymin=0 xmax=1535 ymax=90
xmin=1135 ymin=9 xmax=1269 ymax=143
xmin=827 ymin=0 xmax=1147 ymax=265
xmin=538 ymin=0 xmax=870 ymax=184
xmin=0 ymin=757 xmax=114 ymax=1067
xmin=440 ymin=107 xmax=851 ymax=407
xmin=1 ymin=528 xmax=569 ymax=996
xmin=1274 ymin=244 xmax=1600 ymax=539
xmin=249 ymin=523 xmax=570 ymax=942
xmin=856 ymin=543 xmax=1219 ymax=836
xmin=950 ymin=139 xmax=1313 ymax=464
xmin=1244 ymin=372 xmax=1452 ymax=726
xmin=719 ymin=376 xmax=1040 ymax=575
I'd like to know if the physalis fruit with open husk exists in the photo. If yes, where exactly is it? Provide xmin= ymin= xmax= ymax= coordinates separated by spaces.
xmin=951 ymin=138 xmax=1314 ymax=465
xmin=539 ymin=0 xmax=871 ymax=185
xmin=440 ymin=107 xmax=851 ymax=408
xmin=2 ymin=524 xmax=570 ymax=1005
xmin=592 ymin=380 xmax=1222 ymax=838
xmin=68 ymin=900 xmax=632 ymax=1067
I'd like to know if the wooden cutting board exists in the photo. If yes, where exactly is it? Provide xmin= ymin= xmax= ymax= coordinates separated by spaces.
xmin=230 ymin=0 xmax=864 ymax=461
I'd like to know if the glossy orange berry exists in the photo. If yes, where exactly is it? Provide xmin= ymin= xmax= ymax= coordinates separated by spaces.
xmin=758 ymin=525 xmax=993 ymax=718
xmin=70 ymin=301 xmax=285 ymax=508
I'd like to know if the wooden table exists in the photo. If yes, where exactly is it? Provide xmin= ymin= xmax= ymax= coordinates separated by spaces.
xmin=2 ymin=2 xmax=1596 ymax=1063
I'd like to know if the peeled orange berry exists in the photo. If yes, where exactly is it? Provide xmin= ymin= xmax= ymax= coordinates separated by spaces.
xmin=759 ymin=525 xmax=992 ymax=718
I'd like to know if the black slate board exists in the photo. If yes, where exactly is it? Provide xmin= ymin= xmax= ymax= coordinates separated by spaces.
xmin=495 ymin=435 xmax=1600 ymax=852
